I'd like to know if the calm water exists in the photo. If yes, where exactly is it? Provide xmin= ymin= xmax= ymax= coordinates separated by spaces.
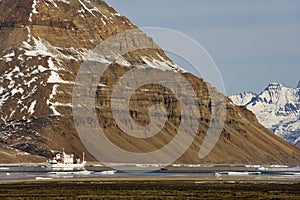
xmin=1 ymin=165 xmax=300 ymax=181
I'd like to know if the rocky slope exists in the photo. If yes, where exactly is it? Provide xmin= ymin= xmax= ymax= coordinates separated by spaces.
xmin=230 ymin=82 xmax=300 ymax=148
xmin=0 ymin=0 xmax=300 ymax=165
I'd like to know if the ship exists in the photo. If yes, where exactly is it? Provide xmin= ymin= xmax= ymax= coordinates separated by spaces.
xmin=46 ymin=149 xmax=86 ymax=169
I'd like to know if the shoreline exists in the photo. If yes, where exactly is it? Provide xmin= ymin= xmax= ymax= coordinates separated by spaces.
xmin=1 ymin=175 xmax=300 ymax=184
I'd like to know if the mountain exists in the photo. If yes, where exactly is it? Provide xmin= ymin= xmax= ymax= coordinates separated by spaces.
xmin=229 ymin=92 xmax=257 ymax=106
xmin=230 ymin=82 xmax=300 ymax=148
xmin=1 ymin=0 xmax=300 ymax=165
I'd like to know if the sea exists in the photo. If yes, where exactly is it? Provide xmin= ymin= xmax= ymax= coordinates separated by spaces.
xmin=1 ymin=164 xmax=300 ymax=182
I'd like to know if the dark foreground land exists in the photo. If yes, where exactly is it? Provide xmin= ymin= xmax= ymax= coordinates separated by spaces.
xmin=1 ymin=179 xmax=300 ymax=200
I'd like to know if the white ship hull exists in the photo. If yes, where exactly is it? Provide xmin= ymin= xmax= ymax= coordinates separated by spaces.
xmin=48 ymin=161 xmax=87 ymax=169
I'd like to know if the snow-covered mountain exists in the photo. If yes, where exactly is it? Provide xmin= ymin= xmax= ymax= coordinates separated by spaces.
xmin=230 ymin=82 xmax=300 ymax=147
xmin=229 ymin=92 xmax=257 ymax=106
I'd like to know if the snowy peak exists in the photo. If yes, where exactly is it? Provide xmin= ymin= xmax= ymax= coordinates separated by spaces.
xmin=230 ymin=92 xmax=257 ymax=106
xmin=230 ymin=82 xmax=300 ymax=147
xmin=254 ymin=83 xmax=285 ymax=105
xmin=267 ymin=82 xmax=284 ymax=88
xmin=297 ymin=80 xmax=300 ymax=88
xmin=248 ymin=83 xmax=299 ymax=117
xmin=242 ymin=83 xmax=299 ymax=113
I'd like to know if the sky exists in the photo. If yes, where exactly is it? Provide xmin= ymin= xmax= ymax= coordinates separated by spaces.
xmin=106 ymin=0 xmax=300 ymax=95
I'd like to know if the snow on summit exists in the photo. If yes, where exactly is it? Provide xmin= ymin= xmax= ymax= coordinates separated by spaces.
xmin=230 ymin=81 xmax=300 ymax=147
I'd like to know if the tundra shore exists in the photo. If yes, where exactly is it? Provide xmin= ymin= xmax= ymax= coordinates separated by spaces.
xmin=1 ymin=177 xmax=300 ymax=199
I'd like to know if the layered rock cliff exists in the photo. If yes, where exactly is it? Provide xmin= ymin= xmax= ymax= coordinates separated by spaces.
xmin=1 ymin=0 xmax=300 ymax=165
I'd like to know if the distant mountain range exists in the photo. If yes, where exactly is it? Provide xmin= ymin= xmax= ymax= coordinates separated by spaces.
xmin=230 ymin=81 xmax=300 ymax=148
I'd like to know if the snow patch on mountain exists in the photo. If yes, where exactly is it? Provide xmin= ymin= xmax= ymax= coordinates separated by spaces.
xmin=48 ymin=71 xmax=68 ymax=84
xmin=47 ymin=0 xmax=58 ymax=7
xmin=57 ymin=0 xmax=70 ymax=4
xmin=28 ymin=100 xmax=37 ymax=115
xmin=23 ymin=37 xmax=61 ymax=58
xmin=78 ymin=0 xmax=96 ymax=17
xmin=140 ymin=55 xmax=186 ymax=72
xmin=47 ymin=84 xmax=61 ymax=116
xmin=32 ymin=0 xmax=39 ymax=14
xmin=230 ymin=92 xmax=257 ymax=106
xmin=230 ymin=82 xmax=300 ymax=147
xmin=3 ymin=52 xmax=15 ymax=62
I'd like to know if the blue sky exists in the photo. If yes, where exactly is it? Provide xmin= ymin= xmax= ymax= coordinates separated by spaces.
xmin=106 ymin=0 xmax=300 ymax=95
